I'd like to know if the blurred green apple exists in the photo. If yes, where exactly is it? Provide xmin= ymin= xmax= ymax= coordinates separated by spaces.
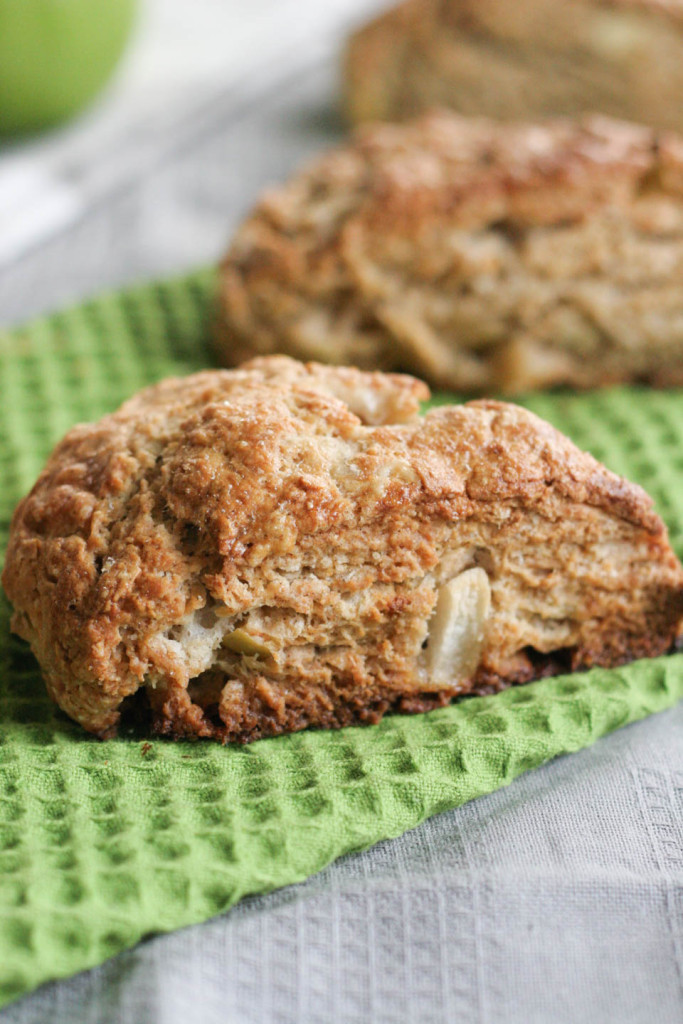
xmin=0 ymin=0 xmax=138 ymax=135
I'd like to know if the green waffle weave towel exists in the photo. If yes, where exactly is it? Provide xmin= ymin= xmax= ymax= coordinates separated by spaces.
xmin=1 ymin=269 xmax=682 ymax=1008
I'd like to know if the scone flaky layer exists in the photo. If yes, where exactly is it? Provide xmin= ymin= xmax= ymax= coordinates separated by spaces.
xmin=3 ymin=357 xmax=682 ymax=743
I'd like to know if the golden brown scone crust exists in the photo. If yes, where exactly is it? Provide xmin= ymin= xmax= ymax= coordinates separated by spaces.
xmin=216 ymin=111 xmax=683 ymax=394
xmin=3 ymin=356 xmax=682 ymax=743
xmin=344 ymin=0 xmax=683 ymax=129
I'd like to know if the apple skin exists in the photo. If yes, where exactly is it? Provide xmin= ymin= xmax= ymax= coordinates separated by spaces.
xmin=0 ymin=0 xmax=138 ymax=135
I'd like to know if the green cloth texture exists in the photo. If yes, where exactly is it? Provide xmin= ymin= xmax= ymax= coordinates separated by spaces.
xmin=1 ymin=268 xmax=683 ymax=1008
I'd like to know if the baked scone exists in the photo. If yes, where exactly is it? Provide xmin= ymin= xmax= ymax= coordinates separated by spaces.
xmin=216 ymin=112 xmax=683 ymax=394
xmin=344 ymin=0 xmax=683 ymax=129
xmin=3 ymin=357 xmax=682 ymax=744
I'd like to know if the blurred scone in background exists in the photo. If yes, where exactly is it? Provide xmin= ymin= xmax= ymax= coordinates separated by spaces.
xmin=345 ymin=0 xmax=683 ymax=128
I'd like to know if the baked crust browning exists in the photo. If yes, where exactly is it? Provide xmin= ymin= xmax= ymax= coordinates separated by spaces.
xmin=3 ymin=357 xmax=682 ymax=743
xmin=216 ymin=112 xmax=683 ymax=393
xmin=344 ymin=0 xmax=683 ymax=129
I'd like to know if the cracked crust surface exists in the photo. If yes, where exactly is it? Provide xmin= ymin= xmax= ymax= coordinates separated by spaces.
xmin=216 ymin=112 xmax=683 ymax=393
xmin=3 ymin=356 xmax=682 ymax=743
xmin=344 ymin=0 xmax=683 ymax=129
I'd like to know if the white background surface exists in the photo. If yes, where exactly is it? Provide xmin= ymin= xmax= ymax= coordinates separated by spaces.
xmin=1 ymin=2 xmax=683 ymax=1021
xmin=0 ymin=0 xmax=385 ymax=321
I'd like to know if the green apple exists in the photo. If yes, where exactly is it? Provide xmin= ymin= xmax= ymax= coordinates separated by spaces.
xmin=0 ymin=0 xmax=138 ymax=135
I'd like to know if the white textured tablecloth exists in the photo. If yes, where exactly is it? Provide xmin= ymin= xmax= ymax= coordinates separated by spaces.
xmin=1 ymin=2 xmax=683 ymax=1021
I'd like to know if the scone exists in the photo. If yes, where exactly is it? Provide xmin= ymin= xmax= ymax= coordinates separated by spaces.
xmin=216 ymin=112 xmax=683 ymax=394
xmin=3 ymin=356 xmax=682 ymax=744
xmin=344 ymin=0 xmax=683 ymax=129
